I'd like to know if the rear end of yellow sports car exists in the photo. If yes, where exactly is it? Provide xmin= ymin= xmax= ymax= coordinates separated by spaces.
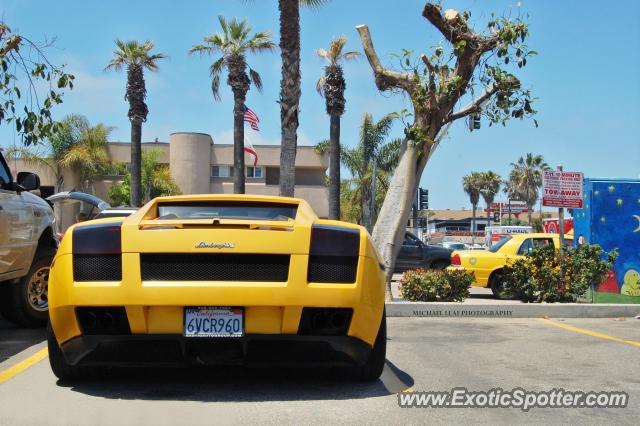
xmin=47 ymin=195 xmax=386 ymax=380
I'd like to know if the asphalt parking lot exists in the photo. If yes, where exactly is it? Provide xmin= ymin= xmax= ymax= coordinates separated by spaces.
xmin=0 ymin=315 xmax=638 ymax=425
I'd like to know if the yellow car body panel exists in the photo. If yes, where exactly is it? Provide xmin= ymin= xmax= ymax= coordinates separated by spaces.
xmin=448 ymin=233 xmax=565 ymax=287
xmin=48 ymin=194 xmax=386 ymax=370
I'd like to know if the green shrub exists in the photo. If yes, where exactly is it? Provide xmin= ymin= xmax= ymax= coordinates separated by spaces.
xmin=503 ymin=244 xmax=617 ymax=303
xmin=400 ymin=268 xmax=475 ymax=302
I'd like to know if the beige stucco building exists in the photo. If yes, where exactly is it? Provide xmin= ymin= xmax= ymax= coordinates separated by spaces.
xmin=9 ymin=132 xmax=330 ymax=217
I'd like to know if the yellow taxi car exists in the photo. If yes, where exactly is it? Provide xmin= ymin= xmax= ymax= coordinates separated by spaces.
xmin=47 ymin=195 xmax=386 ymax=381
xmin=449 ymin=233 xmax=570 ymax=297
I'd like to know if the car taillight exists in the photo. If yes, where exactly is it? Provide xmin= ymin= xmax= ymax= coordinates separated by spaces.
xmin=72 ymin=223 xmax=122 ymax=281
xmin=308 ymin=225 xmax=360 ymax=283
xmin=451 ymin=253 xmax=461 ymax=266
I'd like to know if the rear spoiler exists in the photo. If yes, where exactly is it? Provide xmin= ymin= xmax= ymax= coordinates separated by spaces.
xmin=123 ymin=195 xmax=305 ymax=229
xmin=138 ymin=218 xmax=295 ymax=230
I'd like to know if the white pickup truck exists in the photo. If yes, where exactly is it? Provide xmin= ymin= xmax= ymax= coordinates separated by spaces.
xmin=0 ymin=150 xmax=57 ymax=327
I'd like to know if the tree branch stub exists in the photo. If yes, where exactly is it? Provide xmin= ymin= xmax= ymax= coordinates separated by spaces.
xmin=355 ymin=25 xmax=416 ymax=93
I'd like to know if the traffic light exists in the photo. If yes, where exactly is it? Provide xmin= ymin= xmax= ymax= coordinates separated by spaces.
xmin=418 ymin=188 xmax=429 ymax=211
xmin=468 ymin=112 xmax=481 ymax=131
xmin=493 ymin=211 xmax=500 ymax=222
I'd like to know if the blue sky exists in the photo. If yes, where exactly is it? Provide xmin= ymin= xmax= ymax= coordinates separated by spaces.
xmin=1 ymin=0 xmax=639 ymax=209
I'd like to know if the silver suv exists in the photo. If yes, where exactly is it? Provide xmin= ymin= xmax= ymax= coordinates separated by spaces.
xmin=0 ymin=150 xmax=56 ymax=327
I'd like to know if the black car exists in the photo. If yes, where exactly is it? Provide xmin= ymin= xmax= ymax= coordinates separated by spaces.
xmin=394 ymin=232 xmax=453 ymax=272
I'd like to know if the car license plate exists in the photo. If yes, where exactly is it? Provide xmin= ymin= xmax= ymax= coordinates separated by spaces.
xmin=184 ymin=307 xmax=244 ymax=338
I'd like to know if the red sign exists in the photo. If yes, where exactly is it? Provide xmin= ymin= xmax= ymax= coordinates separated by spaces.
xmin=543 ymin=218 xmax=573 ymax=234
xmin=542 ymin=171 xmax=583 ymax=208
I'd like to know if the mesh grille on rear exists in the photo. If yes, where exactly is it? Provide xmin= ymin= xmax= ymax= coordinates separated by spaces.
xmin=73 ymin=255 xmax=122 ymax=281
xmin=140 ymin=253 xmax=290 ymax=282
xmin=307 ymin=255 xmax=358 ymax=283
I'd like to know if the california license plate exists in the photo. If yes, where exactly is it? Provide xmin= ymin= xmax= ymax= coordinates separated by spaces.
xmin=183 ymin=307 xmax=244 ymax=338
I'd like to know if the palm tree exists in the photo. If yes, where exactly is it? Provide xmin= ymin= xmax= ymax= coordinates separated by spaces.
xmin=190 ymin=16 xmax=275 ymax=194
xmin=316 ymin=36 xmax=360 ymax=220
xmin=508 ymin=153 xmax=549 ymax=225
xmin=462 ymin=172 xmax=484 ymax=243
xmin=278 ymin=0 xmax=327 ymax=197
xmin=479 ymin=171 xmax=502 ymax=226
xmin=316 ymin=112 xmax=399 ymax=232
xmin=105 ymin=40 xmax=167 ymax=207
xmin=109 ymin=148 xmax=180 ymax=206
xmin=59 ymin=124 xmax=113 ymax=193
xmin=5 ymin=114 xmax=89 ymax=191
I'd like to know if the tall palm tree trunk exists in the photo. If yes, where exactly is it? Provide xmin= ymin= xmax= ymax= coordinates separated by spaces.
xmin=328 ymin=114 xmax=341 ymax=219
xmin=278 ymin=0 xmax=300 ymax=197
xmin=233 ymin=93 xmax=246 ymax=194
xmin=130 ymin=121 xmax=142 ymax=206
xmin=471 ymin=204 xmax=477 ymax=244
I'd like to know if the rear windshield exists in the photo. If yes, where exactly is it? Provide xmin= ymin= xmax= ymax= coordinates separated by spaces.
xmin=488 ymin=236 xmax=512 ymax=253
xmin=156 ymin=201 xmax=298 ymax=221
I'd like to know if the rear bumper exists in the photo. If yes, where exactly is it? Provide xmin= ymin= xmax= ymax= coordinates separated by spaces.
xmin=446 ymin=266 xmax=489 ymax=287
xmin=61 ymin=334 xmax=372 ymax=368
xmin=49 ymin=252 xmax=386 ymax=346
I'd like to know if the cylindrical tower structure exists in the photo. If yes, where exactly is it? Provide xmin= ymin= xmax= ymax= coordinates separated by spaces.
xmin=169 ymin=132 xmax=212 ymax=195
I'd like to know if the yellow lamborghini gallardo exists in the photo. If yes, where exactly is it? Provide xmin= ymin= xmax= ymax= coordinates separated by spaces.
xmin=47 ymin=195 xmax=387 ymax=380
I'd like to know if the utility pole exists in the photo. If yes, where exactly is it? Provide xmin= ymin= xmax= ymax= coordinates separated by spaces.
xmin=370 ymin=153 xmax=377 ymax=227
xmin=412 ymin=188 xmax=419 ymax=238
xmin=557 ymin=165 xmax=566 ymax=297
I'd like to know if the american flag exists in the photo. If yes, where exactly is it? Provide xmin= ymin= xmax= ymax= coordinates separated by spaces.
xmin=243 ymin=104 xmax=260 ymax=131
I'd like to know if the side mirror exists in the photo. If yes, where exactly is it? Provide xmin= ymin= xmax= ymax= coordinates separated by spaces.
xmin=16 ymin=172 xmax=40 ymax=191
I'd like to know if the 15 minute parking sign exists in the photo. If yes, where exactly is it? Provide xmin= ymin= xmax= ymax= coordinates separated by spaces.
xmin=542 ymin=171 xmax=584 ymax=208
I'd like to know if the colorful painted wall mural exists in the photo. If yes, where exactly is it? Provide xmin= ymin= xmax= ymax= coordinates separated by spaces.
xmin=573 ymin=178 xmax=640 ymax=303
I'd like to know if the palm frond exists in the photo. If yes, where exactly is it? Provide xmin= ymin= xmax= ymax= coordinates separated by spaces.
xmin=300 ymin=0 xmax=329 ymax=9
xmin=328 ymin=36 xmax=347 ymax=63
xmin=316 ymin=48 xmax=328 ymax=60
xmin=341 ymin=50 xmax=361 ymax=61
xmin=248 ymin=67 xmax=263 ymax=92
xmin=246 ymin=31 xmax=276 ymax=53
xmin=106 ymin=39 xmax=166 ymax=72
xmin=314 ymin=140 xmax=330 ymax=155
xmin=316 ymin=75 xmax=326 ymax=97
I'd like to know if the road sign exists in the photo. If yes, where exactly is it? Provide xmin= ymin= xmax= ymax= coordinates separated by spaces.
xmin=542 ymin=171 xmax=584 ymax=208
xmin=486 ymin=201 xmax=529 ymax=214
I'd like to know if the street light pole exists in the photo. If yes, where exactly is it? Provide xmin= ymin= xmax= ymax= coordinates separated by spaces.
xmin=371 ymin=153 xmax=377 ymax=228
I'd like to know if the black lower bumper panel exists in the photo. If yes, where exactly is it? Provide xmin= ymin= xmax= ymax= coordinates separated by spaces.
xmin=61 ymin=334 xmax=372 ymax=368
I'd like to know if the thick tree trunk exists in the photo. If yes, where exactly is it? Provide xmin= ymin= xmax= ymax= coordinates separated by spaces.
xmin=328 ymin=114 xmax=341 ymax=220
xmin=371 ymin=139 xmax=419 ymax=301
xmin=278 ymin=0 xmax=300 ymax=197
xmin=130 ymin=121 xmax=142 ymax=207
xmin=233 ymin=93 xmax=246 ymax=194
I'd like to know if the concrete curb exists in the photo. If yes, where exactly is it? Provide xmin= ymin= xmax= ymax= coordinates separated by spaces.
xmin=385 ymin=302 xmax=640 ymax=318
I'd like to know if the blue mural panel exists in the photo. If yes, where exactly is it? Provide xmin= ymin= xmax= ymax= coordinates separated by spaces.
xmin=573 ymin=178 xmax=640 ymax=299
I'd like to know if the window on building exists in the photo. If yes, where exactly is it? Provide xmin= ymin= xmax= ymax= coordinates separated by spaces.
xmin=246 ymin=166 xmax=263 ymax=179
xmin=212 ymin=165 xmax=234 ymax=178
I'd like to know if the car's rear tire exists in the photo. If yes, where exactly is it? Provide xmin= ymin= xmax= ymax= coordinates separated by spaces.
xmin=4 ymin=250 xmax=54 ymax=327
xmin=490 ymin=271 xmax=509 ymax=299
xmin=431 ymin=260 xmax=449 ymax=270
xmin=47 ymin=321 xmax=96 ymax=381
xmin=343 ymin=311 xmax=386 ymax=381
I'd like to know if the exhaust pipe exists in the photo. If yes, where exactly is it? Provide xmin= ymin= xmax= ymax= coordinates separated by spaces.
xmin=100 ymin=312 xmax=115 ymax=328
xmin=79 ymin=311 xmax=97 ymax=330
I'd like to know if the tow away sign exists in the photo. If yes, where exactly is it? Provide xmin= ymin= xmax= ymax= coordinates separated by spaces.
xmin=542 ymin=171 xmax=583 ymax=208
